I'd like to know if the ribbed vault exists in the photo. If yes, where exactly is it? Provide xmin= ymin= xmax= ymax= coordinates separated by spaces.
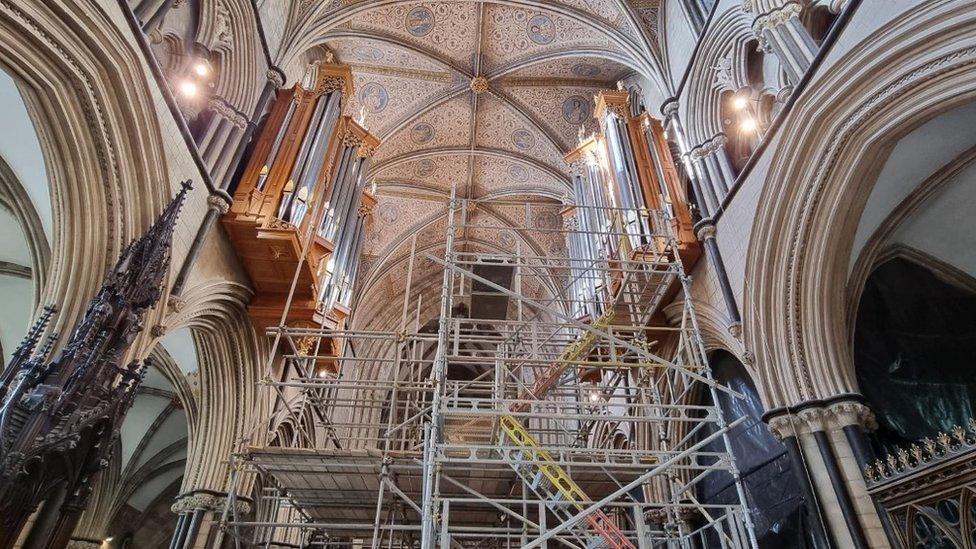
xmin=265 ymin=0 xmax=668 ymax=329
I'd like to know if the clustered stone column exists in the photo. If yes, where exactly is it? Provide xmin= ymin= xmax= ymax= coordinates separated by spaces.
xmin=169 ymin=491 xmax=252 ymax=549
xmin=743 ymin=0 xmax=819 ymax=84
xmin=765 ymin=395 xmax=890 ymax=549
xmin=661 ymin=99 xmax=742 ymax=331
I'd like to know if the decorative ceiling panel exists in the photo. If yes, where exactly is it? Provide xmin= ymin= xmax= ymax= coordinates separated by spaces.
xmin=475 ymin=95 xmax=565 ymax=171
xmin=372 ymin=95 xmax=473 ymax=162
xmin=347 ymin=72 xmax=453 ymax=137
xmin=327 ymin=37 xmax=454 ymax=74
xmin=364 ymin=194 xmax=447 ymax=256
xmin=373 ymin=154 xmax=470 ymax=194
xmin=501 ymin=85 xmax=602 ymax=151
xmin=500 ymin=55 xmax=631 ymax=83
xmin=348 ymin=2 xmax=480 ymax=73
xmin=481 ymin=4 xmax=617 ymax=74
xmin=471 ymin=157 xmax=567 ymax=199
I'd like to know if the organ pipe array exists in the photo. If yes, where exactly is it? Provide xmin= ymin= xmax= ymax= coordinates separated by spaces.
xmin=222 ymin=62 xmax=378 ymax=330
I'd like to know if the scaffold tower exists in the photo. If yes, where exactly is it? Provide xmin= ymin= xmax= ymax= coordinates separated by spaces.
xmin=219 ymin=187 xmax=759 ymax=549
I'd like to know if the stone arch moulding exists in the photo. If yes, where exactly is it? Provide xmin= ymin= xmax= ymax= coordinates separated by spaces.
xmin=0 ymin=0 xmax=179 ymax=337
xmin=0 ymin=154 xmax=50 ymax=307
xmin=745 ymin=0 xmax=976 ymax=409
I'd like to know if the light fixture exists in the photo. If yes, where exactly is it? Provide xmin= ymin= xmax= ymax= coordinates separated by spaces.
xmin=740 ymin=117 xmax=758 ymax=133
xmin=193 ymin=62 xmax=210 ymax=77
xmin=178 ymin=80 xmax=198 ymax=98
xmin=588 ymin=391 xmax=600 ymax=403
xmin=732 ymin=95 xmax=749 ymax=111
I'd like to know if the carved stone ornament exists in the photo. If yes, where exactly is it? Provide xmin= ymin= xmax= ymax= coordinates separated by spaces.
xmin=66 ymin=540 xmax=101 ymax=549
xmin=752 ymin=2 xmax=803 ymax=35
xmin=266 ymin=68 xmax=285 ymax=89
xmin=316 ymin=75 xmax=346 ymax=97
xmin=797 ymin=407 xmax=830 ymax=432
xmin=470 ymin=76 xmax=490 ymax=94
xmin=828 ymin=400 xmax=878 ymax=430
xmin=766 ymin=414 xmax=798 ymax=441
xmin=712 ymin=52 xmax=736 ymax=92
xmin=566 ymin=158 xmax=587 ymax=177
xmin=342 ymin=129 xmax=364 ymax=149
xmin=689 ymin=134 xmax=728 ymax=160
xmin=207 ymin=194 xmax=231 ymax=214
xmin=358 ymin=142 xmax=376 ymax=159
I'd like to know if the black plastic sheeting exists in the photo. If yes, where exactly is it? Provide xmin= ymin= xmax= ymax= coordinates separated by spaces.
xmin=854 ymin=257 xmax=976 ymax=455
xmin=696 ymin=352 xmax=811 ymax=548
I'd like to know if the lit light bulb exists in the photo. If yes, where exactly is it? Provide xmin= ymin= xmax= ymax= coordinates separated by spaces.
xmin=740 ymin=117 xmax=758 ymax=133
xmin=589 ymin=392 xmax=600 ymax=403
xmin=193 ymin=62 xmax=210 ymax=77
xmin=732 ymin=95 xmax=749 ymax=110
xmin=178 ymin=80 xmax=198 ymax=98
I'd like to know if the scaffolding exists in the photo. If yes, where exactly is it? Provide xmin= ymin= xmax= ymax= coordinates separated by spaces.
xmin=219 ymin=191 xmax=758 ymax=549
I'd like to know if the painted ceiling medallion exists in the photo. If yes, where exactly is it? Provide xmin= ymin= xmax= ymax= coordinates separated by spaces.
xmin=377 ymin=202 xmax=401 ymax=224
xmin=359 ymin=82 xmax=389 ymax=113
xmin=526 ymin=14 xmax=555 ymax=45
xmin=562 ymin=95 xmax=592 ymax=125
xmin=405 ymin=6 xmax=435 ymax=37
xmin=508 ymin=164 xmax=529 ymax=183
xmin=512 ymin=129 xmax=536 ymax=150
xmin=572 ymin=62 xmax=601 ymax=78
xmin=411 ymin=122 xmax=435 ymax=144
xmin=415 ymin=159 xmax=437 ymax=177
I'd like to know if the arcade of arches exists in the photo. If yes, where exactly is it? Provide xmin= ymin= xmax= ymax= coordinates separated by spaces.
xmin=0 ymin=0 xmax=974 ymax=548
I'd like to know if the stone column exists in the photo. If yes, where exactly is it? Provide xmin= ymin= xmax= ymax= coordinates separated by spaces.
xmin=765 ymin=397 xmax=892 ymax=549
xmin=168 ymin=491 xmax=252 ymax=549
xmin=745 ymin=1 xmax=819 ymax=84
xmin=661 ymin=100 xmax=742 ymax=330
xmin=688 ymin=134 xmax=734 ymax=211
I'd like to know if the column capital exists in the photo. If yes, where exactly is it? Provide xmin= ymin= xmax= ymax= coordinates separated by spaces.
xmin=688 ymin=134 xmax=727 ymax=161
xmin=827 ymin=399 xmax=878 ymax=431
xmin=171 ymin=491 xmax=252 ymax=515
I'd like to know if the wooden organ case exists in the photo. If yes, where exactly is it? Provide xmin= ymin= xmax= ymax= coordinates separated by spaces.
xmin=223 ymin=63 xmax=379 ymax=339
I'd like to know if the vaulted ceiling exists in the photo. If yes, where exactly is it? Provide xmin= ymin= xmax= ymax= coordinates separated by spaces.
xmin=264 ymin=1 xmax=668 ymax=328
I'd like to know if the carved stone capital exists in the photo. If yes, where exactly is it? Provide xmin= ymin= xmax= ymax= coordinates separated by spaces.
xmin=167 ymin=296 xmax=186 ymax=313
xmin=208 ymin=98 xmax=248 ymax=131
xmin=766 ymin=414 xmax=798 ymax=441
xmin=828 ymin=400 xmax=878 ymax=431
xmin=150 ymin=324 xmax=167 ymax=338
xmin=66 ymin=540 xmax=101 ymax=549
xmin=798 ymin=407 xmax=830 ymax=432
xmin=266 ymin=68 xmax=285 ymax=89
xmin=752 ymin=2 xmax=803 ymax=35
xmin=661 ymin=99 xmax=680 ymax=119
xmin=689 ymin=134 xmax=727 ymax=161
xmin=695 ymin=223 xmax=716 ymax=241
xmin=207 ymin=194 xmax=230 ymax=214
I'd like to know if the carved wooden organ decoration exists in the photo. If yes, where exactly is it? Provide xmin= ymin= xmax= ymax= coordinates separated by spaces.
xmin=562 ymin=89 xmax=700 ymax=322
xmin=223 ymin=63 xmax=379 ymax=328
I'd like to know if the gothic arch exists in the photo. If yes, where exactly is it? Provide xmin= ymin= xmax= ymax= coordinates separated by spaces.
xmin=0 ymin=0 xmax=190 ymax=340
xmin=745 ymin=0 xmax=976 ymax=408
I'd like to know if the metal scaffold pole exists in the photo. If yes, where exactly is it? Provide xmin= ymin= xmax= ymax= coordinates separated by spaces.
xmin=218 ymin=194 xmax=757 ymax=549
